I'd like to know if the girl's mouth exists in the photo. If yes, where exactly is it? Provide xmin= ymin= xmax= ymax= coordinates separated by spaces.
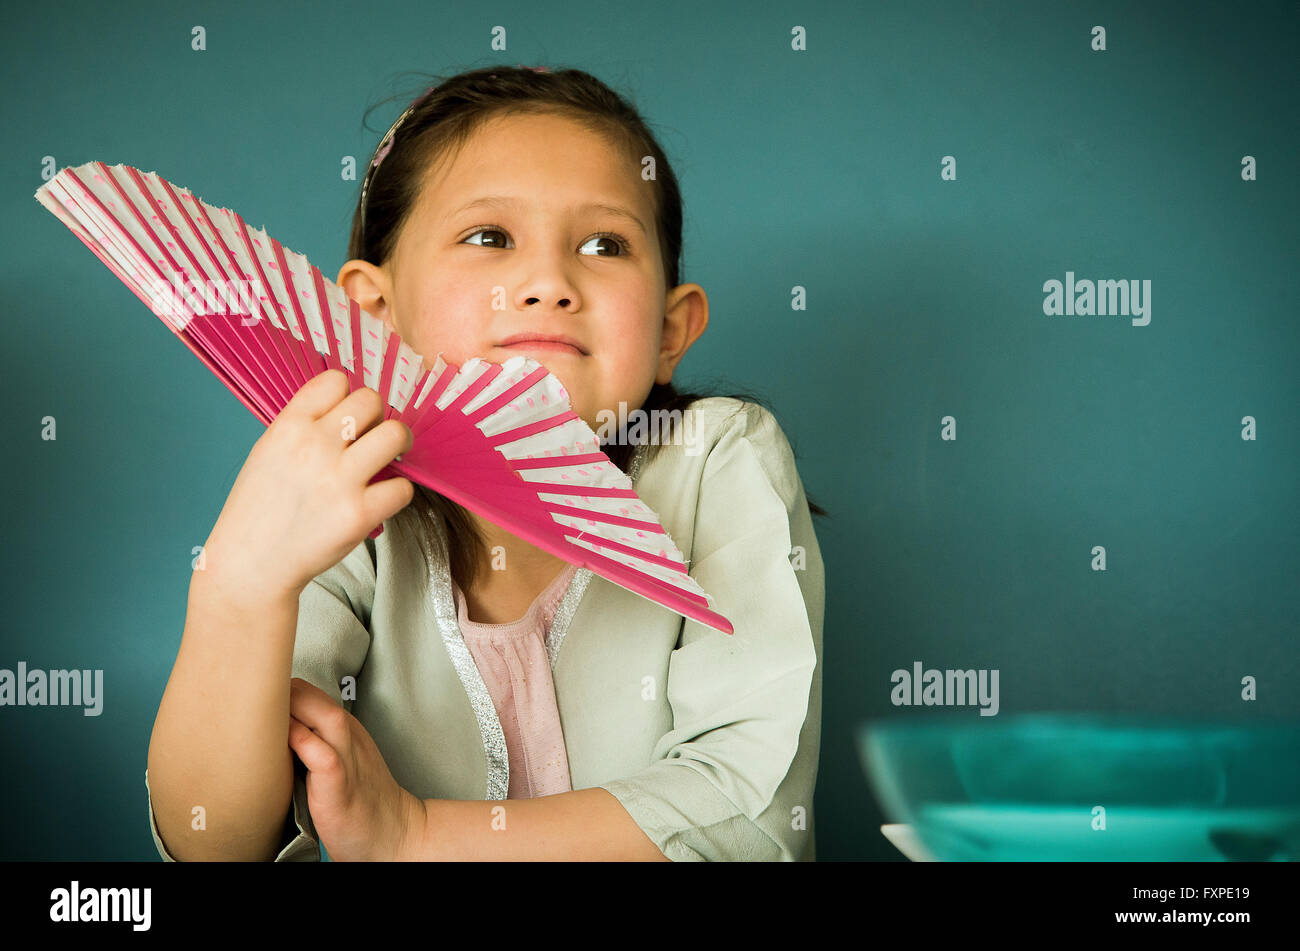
xmin=496 ymin=334 xmax=588 ymax=356
xmin=500 ymin=341 xmax=583 ymax=355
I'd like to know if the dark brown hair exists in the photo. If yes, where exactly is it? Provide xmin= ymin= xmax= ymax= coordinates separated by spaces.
xmin=347 ymin=65 xmax=827 ymax=592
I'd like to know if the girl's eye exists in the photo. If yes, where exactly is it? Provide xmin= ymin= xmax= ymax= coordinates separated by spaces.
xmin=460 ymin=227 xmax=628 ymax=256
xmin=577 ymin=233 xmax=627 ymax=256
xmin=462 ymin=227 xmax=512 ymax=249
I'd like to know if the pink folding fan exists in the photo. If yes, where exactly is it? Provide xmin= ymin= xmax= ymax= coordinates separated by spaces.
xmin=35 ymin=161 xmax=733 ymax=635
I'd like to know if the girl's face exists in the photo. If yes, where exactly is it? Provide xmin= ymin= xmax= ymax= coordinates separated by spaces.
xmin=338 ymin=112 xmax=709 ymax=431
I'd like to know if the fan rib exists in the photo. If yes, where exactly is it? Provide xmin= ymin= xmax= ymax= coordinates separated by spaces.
xmin=308 ymin=266 xmax=344 ymax=375
xmin=526 ymin=482 xmax=639 ymax=498
xmin=487 ymin=410 xmax=582 ymax=449
xmin=377 ymin=331 xmax=402 ymax=420
xmin=466 ymin=366 xmax=552 ymax=423
xmin=510 ymin=452 xmax=609 ymax=470
xmin=404 ymin=363 xmax=455 ymax=438
xmin=444 ymin=362 xmax=503 ymax=415
xmin=545 ymin=502 xmax=662 ymax=534
xmin=346 ymin=298 xmax=365 ymax=390
xmin=556 ymin=525 xmax=688 ymax=574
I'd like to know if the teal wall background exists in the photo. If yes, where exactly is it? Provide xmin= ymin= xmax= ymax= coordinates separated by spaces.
xmin=1 ymin=0 xmax=1295 ymax=861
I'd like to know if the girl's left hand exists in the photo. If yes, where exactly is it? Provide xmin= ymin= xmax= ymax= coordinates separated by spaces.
xmin=287 ymin=677 xmax=427 ymax=861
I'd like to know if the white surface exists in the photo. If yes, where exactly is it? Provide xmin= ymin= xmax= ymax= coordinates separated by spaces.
xmin=881 ymin=823 xmax=939 ymax=862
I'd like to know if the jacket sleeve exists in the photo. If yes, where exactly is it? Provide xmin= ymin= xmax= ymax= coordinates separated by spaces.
xmin=145 ymin=538 xmax=377 ymax=862
xmin=597 ymin=401 xmax=825 ymax=861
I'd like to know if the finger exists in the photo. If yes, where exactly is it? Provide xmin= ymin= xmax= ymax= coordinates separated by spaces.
xmin=324 ymin=384 xmax=391 ymax=441
xmin=288 ymin=678 xmax=352 ymax=752
xmin=288 ymin=714 xmax=342 ymax=776
xmin=339 ymin=419 xmax=413 ymax=485
xmin=361 ymin=475 xmax=415 ymax=530
xmin=284 ymin=369 xmax=352 ymax=422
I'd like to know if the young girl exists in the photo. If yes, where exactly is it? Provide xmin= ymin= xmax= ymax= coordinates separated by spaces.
xmin=145 ymin=65 xmax=826 ymax=862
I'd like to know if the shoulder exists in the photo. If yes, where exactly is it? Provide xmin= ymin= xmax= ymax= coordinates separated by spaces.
xmin=683 ymin=397 xmax=786 ymax=445
xmin=683 ymin=397 xmax=802 ymax=506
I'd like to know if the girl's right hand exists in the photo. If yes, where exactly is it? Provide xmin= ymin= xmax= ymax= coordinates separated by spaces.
xmin=199 ymin=369 xmax=415 ymax=608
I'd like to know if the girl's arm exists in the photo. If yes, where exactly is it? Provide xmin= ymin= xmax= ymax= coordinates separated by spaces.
xmin=146 ymin=370 xmax=411 ymax=861
xmin=405 ymin=788 xmax=670 ymax=861
xmin=146 ymin=568 xmax=297 ymax=862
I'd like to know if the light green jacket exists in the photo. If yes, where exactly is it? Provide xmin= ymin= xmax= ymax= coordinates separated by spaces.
xmin=146 ymin=397 xmax=825 ymax=861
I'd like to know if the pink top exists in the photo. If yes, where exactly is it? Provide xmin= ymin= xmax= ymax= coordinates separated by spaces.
xmin=451 ymin=564 xmax=578 ymax=799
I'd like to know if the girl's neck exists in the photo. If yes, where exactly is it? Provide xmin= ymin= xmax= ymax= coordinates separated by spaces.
xmin=460 ymin=511 xmax=573 ymax=624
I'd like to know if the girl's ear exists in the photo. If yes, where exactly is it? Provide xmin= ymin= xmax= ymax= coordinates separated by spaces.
xmin=656 ymin=282 xmax=709 ymax=385
xmin=337 ymin=259 xmax=397 ymax=334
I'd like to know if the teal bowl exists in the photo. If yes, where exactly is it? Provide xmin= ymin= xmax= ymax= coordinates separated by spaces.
xmin=857 ymin=714 xmax=1300 ymax=861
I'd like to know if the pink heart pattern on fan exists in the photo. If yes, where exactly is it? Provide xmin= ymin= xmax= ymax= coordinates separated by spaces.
xmin=35 ymin=162 xmax=733 ymax=635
